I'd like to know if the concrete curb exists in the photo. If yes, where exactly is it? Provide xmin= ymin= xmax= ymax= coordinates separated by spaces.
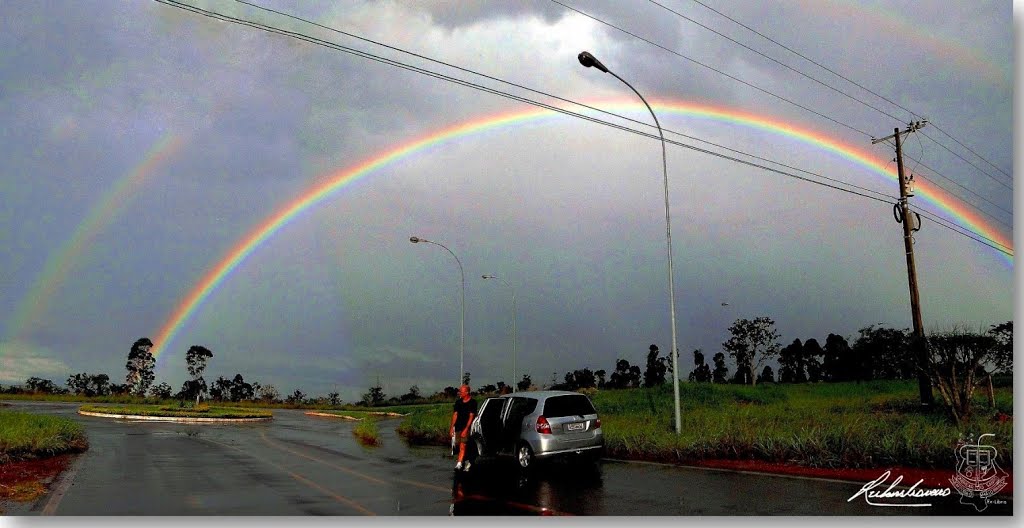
xmin=77 ymin=410 xmax=272 ymax=423
xmin=305 ymin=411 xmax=362 ymax=420
xmin=304 ymin=411 xmax=409 ymax=420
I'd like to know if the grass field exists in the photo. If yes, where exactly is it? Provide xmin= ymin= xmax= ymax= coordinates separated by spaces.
xmin=0 ymin=411 xmax=89 ymax=463
xmin=79 ymin=404 xmax=272 ymax=419
xmin=394 ymin=381 xmax=1013 ymax=470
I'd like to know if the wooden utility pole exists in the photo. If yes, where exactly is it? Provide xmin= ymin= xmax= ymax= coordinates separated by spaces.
xmin=872 ymin=121 xmax=934 ymax=406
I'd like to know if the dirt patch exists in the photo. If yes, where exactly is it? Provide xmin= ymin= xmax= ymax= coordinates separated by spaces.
xmin=0 ymin=453 xmax=76 ymax=513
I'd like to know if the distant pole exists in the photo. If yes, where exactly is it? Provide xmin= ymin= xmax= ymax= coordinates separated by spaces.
xmin=872 ymin=122 xmax=933 ymax=406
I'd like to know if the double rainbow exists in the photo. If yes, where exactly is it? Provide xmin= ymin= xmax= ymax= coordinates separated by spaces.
xmin=148 ymin=100 xmax=1012 ymax=361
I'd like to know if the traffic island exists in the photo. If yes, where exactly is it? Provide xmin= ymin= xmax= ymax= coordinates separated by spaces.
xmin=78 ymin=404 xmax=272 ymax=422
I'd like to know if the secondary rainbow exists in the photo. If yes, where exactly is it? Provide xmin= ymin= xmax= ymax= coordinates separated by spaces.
xmin=149 ymin=100 xmax=1013 ymax=361
xmin=6 ymin=134 xmax=186 ymax=340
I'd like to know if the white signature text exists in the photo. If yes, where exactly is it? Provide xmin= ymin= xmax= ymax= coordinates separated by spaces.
xmin=847 ymin=470 xmax=952 ymax=507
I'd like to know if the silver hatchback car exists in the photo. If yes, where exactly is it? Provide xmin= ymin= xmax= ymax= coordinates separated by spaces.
xmin=469 ymin=390 xmax=604 ymax=468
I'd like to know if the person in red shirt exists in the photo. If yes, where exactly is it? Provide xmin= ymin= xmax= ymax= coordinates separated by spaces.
xmin=450 ymin=384 xmax=477 ymax=471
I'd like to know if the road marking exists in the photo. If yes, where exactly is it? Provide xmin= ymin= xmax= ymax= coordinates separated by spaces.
xmin=39 ymin=455 xmax=85 ymax=515
xmin=258 ymin=431 xmax=570 ymax=515
xmin=200 ymin=436 xmax=375 ymax=515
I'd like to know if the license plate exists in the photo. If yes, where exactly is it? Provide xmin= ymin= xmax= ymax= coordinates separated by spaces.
xmin=566 ymin=422 xmax=585 ymax=432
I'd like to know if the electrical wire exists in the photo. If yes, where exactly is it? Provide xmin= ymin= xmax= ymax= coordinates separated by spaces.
xmin=919 ymin=131 xmax=1012 ymax=191
xmin=547 ymin=0 xmax=874 ymax=138
xmin=560 ymin=0 xmax=1012 ymax=215
xmin=643 ymin=0 xmax=907 ymax=124
xmin=682 ymin=0 xmax=1013 ymax=190
xmin=234 ymin=0 xmax=896 ymax=204
xmin=152 ymin=0 xmax=1012 ymax=257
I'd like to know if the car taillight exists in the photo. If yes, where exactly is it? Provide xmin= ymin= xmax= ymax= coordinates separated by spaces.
xmin=536 ymin=416 xmax=552 ymax=434
xmin=594 ymin=418 xmax=601 ymax=429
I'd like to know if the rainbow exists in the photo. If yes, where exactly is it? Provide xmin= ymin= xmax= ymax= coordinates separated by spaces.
xmin=799 ymin=0 xmax=1009 ymax=87
xmin=6 ymin=134 xmax=187 ymax=340
xmin=148 ymin=100 xmax=1012 ymax=360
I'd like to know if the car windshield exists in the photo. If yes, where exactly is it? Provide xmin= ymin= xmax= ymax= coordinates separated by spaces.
xmin=542 ymin=395 xmax=596 ymax=417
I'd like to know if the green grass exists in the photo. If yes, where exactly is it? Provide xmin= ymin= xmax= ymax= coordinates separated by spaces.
xmin=352 ymin=419 xmax=382 ymax=447
xmin=395 ymin=381 xmax=1013 ymax=470
xmin=79 ymin=404 xmax=271 ymax=419
xmin=0 ymin=411 xmax=89 ymax=463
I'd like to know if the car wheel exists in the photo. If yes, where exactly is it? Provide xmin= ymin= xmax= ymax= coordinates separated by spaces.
xmin=516 ymin=443 xmax=534 ymax=469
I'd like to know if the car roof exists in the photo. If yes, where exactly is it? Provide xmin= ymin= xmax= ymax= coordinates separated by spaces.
xmin=495 ymin=390 xmax=590 ymax=400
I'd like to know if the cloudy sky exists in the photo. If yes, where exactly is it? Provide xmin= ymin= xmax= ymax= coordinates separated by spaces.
xmin=0 ymin=0 xmax=1013 ymax=401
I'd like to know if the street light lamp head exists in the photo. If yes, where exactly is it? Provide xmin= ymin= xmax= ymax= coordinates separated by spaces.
xmin=578 ymin=51 xmax=609 ymax=73
xmin=409 ymin=236 xmax=420 ymax=243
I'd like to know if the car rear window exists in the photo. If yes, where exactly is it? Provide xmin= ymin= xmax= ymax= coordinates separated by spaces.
xmin=542 ymin=395 xmax=596 ymax=418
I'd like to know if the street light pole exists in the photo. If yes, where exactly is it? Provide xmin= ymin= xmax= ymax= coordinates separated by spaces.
xmin=482 ymin=274 xmax=517 ymax=388
xmin=409 ymin=236 xmax=465 ymax=386
xmin=578 ymin=51 xmax=682 ymax=434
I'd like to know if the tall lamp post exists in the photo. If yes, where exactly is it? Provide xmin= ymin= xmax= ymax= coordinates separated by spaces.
xmin=409 ymin=236 xmax=465 ymax=386
xmin=482 ymin=274 xmax=517 ymax=388
xmin=578 ymin=51 xmax=682 ymax=434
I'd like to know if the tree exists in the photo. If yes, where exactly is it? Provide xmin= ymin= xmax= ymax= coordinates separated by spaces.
xmin=178 ymin=379 xmax=206 ymax=402
xmin=595 ymin=370 xmax=606 ymax=389
xmin=185 ymin=345 xmax=214 ymax=404
xmin=712 ymin=353 xmax=729 ymax=384
xmin=516 ymin=374 xmax=532 ymax=391
xmin=25 ymin=377 xmax=58 ymax=394
xmin=989 ymin=321 xmax=1012 ymax=375
xmin=229 ymin=374 xmax=254 ymax=402
xmin=286 ymin=389 xmax=307 ymax=405
xmin=66 ymin=373 xmax=91 ymax=396
xmin=608 ymin=359 xmax=641 ymax=389
xmin=757 ymin=365 xmax=775 ymax=384
xmin=853 ymin=325 xmax=914 ymax=381
xmin=209 ymin=376 xmax=232 ymax=401
xmin=399 ymin=385 xmax=420 ymax=402
xmin=687 ymin=350 xmax=711 ymax=382
xmin=149 ymin=382 xmax=173 ymax=399
xmin=462 ymin=372 xmax=471 ymax=386
xmin=362 ymin=384 xmax=385 ymax=406
xmin=108 ymin=383 xmax=129 ymax=395
xmin=803 ymin=338 xmax=825 ymax=382
xmin=822 ymin=334 xmax=853 ymax=382
xmin=777 ymin=339 xmax=805 ymax=383
xmin=257 ymin=384 xmax=280 ymax=404
xmin=926 ymin=329 xmax=999 ymax=425
xmin=328 ymin=391 xmax=342 ymax=406
xmin=125 ymin=337 xmax=155 ymax=397
xmin=643 ymin=344 xmax=668 ymax=387
xmin=89 ymin=374 xmax=111 ymax=396
xmin=722 ymin=317 xmax=780 ymax=386
xmin=479 ymin=383 xmax=497 ymax=394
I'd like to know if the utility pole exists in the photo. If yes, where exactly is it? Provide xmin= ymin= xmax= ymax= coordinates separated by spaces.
xmin=872 ymin=121 xmax=933 ymax=406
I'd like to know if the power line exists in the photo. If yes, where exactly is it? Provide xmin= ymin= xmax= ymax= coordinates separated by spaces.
xmin=903 ymin=155 xmax=1013 ymax=222
xmin=930 ymin=122 xmax=1012 ymax=180
xmin=152 ymin=0 xmax=1011 ymax=257
xmin=919 ymin=131 xmax=1013 ymax=191
xmin=682 ymin=0 xmax=1013 ymax=190
xmin=234 ymin=0 xmax=896 ymax=204
xmin=547 ymin=0 xmax=874 ymax=138
xmin=561 ymin=0 xmax=1011 ymax=210
xmin=644 ymin=0 xmax=907 ymax=123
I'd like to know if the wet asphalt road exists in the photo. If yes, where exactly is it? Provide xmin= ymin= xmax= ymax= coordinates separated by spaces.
xmin=5 ymin=401 xmax=1011 ymax=516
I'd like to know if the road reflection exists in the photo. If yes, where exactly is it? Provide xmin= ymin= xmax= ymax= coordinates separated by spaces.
xmin=449 ymin=458 xmax=604 ymax=515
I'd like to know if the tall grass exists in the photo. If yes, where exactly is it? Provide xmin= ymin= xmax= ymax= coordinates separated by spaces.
xmin=394 ymin=381 xmax=1012 ymax=469
xmin=352 ymin=419 xmax=382 ymax=447
xmin=0 ymin=411 xmax=88 ymax=463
